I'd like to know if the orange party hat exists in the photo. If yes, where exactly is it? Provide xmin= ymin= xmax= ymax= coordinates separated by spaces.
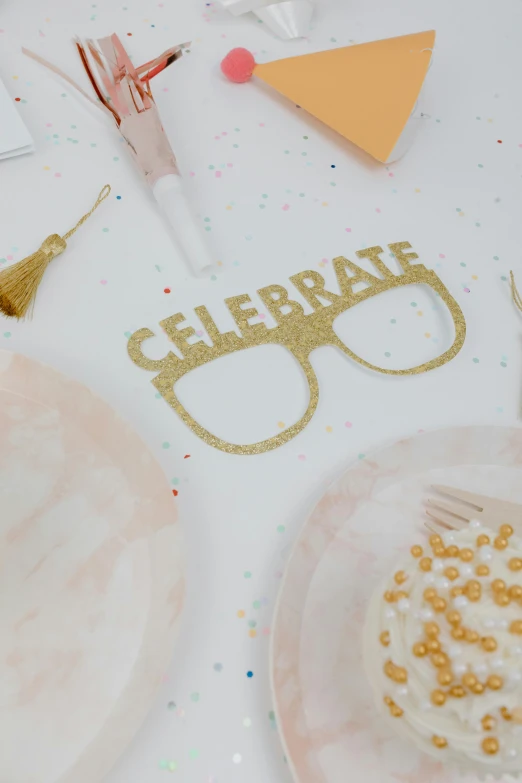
xmin=221 ymin=31 xmax=435 ymax=163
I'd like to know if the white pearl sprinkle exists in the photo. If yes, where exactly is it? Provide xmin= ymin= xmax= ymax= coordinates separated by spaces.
xmin=512 ymin=724 xmax=522 ymax=736
xmin=420 ymin=700 xmax=432 ymax=712
xmin=433 ymin=560 xmax=444 ymax=573
xmin=385 ymin=608 xmax=397 ymax=619
xmin=419 ymin=607 xmax=434 ymax=621
xmin=490 ymin=658 xmax=505 ymax=670
xmin=483 ymin=618 xmax=497 ymax=629
xmin=423 ymin=573 xmax=436 ymax=585
xmin=507 ymin=748 xmax=518 ymax=759
xmin=461 ymin=564 xmax=474 ymax=577
xmin=470 ymin=519 xmax=482 ymax=529
xmin=398 ymin=599 xmax=410 ymax=613
xmin=396 ymin=686 xmax=409 ymax=697
xmin=475 ymin=662 xmax=489 ymax=676
xmin=435 ymin=577 xmax=450 ymax=589
xmin=478 ymin=545 xmax=493 ymax=562
xmin=509 ymin=671 xmax=522 ymax=684
xmin=497 ymin=619 xmax=509 ymax=630
xmin=510 ymin=645 xmax=522 ymax=657
xmin=446 ymin=533 xmax=456 ymax=543
xmin=454 ymin=595 xmax=469 ymax=609
xmin=454 ymin=662 xmax=467 ymax=676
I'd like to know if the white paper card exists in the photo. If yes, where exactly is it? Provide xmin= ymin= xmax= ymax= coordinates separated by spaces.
xmin=0 ymin=77 xmax=34 ymax=160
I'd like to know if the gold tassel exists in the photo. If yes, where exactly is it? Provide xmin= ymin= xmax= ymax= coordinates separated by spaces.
xmin=511 ymin=270 xmax=522 ymax=313
xmin=0 ymin=184 xmax=111 ymax=319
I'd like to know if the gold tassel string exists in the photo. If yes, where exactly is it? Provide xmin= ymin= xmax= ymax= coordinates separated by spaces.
xmin=0 ymin=184 xmax=111 ymax=320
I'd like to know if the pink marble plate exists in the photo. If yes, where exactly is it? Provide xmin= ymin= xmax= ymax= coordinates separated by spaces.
xmin=0 ymin=351 xmax=184 ymax=783
xmin=271 ymin=426 xmax=522 ymax=783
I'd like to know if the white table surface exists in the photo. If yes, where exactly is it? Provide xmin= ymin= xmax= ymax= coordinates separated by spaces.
xmin=1 ymin=0 xmax=521 ymax=780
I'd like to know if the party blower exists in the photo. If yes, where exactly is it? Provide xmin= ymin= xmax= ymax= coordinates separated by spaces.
xmin=24 ymin=35 xmax=216 ymax=278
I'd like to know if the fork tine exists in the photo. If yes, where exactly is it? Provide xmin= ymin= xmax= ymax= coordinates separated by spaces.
xmin=426 ymin=507 xmax=468 ymax=530
xmin=426 ymin=498 xmax=470 ymax=522
xmin=424 ymin=520 xmax=451 ymax=536
xmin=431 ymin=484 xmax=484 ymax=511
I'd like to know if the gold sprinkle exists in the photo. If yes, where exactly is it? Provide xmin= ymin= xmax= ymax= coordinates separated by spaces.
xmin=427 ymin=639 xmax=441 ymax=653
xmin=437 ymin=668 xmax=453 ymax=686
xmin=419 ymin=557 xmax=432 ymax=572
xmin=446 ymin=610 xmax=461 ymax=626
xmin=500 ymin=706 xmax=512 ymax=721
xmin=451 ymin=627 xmax=465 ymax=640
xmin=395 ymin=590 xmax=408 ymax=601
xmin=433 ymin=546 xmax=446 ymax=557
xmin=384 ymin=661 xmax=395 ymax=679
xmin=482 ymin=714 xmax=496 ymax=731
xmin=472 ymin=682 xmax=485 ymax=694
xmin=510 ymin=620 xmax=522 ymax=634
xmin=495 ymin=592 xmax=510 ymax=607
xmin=450 ymin=586 xmax=464 ymax=598
xmin=413 ymin=642 xmax=427 ymax=657
xmin=460 ymin=548 xmax=474 ymax=562
xmin=432 ymin=735 xmax=448 ymax=749
xmin=384 ymin=696 xmax=393 ymax=705
xmin=446 ymin=545 xmax=460 ymax=558
xmin=424 ymin=622 xmax=440 ymax=638
xmin=432 ymin=597 xmax=447 ymax=613
xmin=511 ymin=585 xmax=522 ymax=600
xmin=492 ymin=579 xmax=506 ymax=593
xmin=411 ymin=545 xmax=423 ymax=558
xmin=494 ymin=536 xmax=508 ymax=550
xmin=462 ymin=672 xmax=478 ymax=688
xmin=393 ymin=667 xmax=408 ymax=684
xmin=431 ymin=689 xmax=446 ymax=706
xmin=423 ymin=587 xmax=437 ymax=601
xmin=450 ymin=685 xmax=466 ymax=698
xmin=481 ymin=636 xmax=497 ymax=652
xmin=487 ymin=675 xmax=503 ymax=690
xmin=477 ymin=534 xmax=490 ymax=546
xmin=394 ymin=570 xmax=407 ymax=585
xmin=390 ymin=705 xmax=404 ymax=717
xmin=431 ymin=652 xmax=449 ymax=668
xmin=384 ymin=590 xmax=396 ymax=602
xmin=476 ymin=564 xmax=490 ymax=577
xmin=444 ymin=567 xmax=459 ymax=581
xmin=464 ymin=628 xmax=479 ymax=643
xmin=500 ymin=524 xmax=514 ymax=538
xmin=482 ymin=737 xmax=499 ymax=755
xmin=509 ymin=558 xmax=522 ymax=572
xmin=380 ymin=631 xmax=390 ymax=647
xmin=429 ymin=534 xmax=442 ymax=548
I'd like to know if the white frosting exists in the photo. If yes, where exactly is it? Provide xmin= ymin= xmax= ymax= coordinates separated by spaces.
xmin=363 ymin=524 xmax=522 ymax=775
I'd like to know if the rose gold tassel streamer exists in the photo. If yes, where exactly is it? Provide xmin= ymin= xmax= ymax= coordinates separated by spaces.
xmin=0 ymin=184 xmax=110 ymax=320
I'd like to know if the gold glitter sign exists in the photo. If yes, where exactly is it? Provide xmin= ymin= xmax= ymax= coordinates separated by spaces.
xmin=128 ymin=242 xmax=466 ymax=454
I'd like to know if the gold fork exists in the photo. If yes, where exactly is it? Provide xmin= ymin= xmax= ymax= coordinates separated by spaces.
xmin=425 ymin=485 xmax=522 ymax=537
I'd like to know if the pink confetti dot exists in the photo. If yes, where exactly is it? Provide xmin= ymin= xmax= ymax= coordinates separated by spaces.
xmin=375 ymin=207 xmax=381 ymax=213
xmin=195 ymin=330 xmax=204 ymax=337
xmin=282 ymin=204 xmax=290 ymax=211
xmin=214 ymin=135 xmax=220 ymax=140
xmin=227 ymin=162 xmax=233 ymax=167
xmin=189 ymin=171 xmax=195 ymax=177
xmin=54 ymin=172 xmax=61 ymax=178
xmin=298 ymin=454 xmax=306 ymax=461
xmin=262 ymin=627 xmax=270 ymax=636
xmin=221 ymin=33 xmax=227 ymax=38
xmin=259 ymin=122 xmax=265 ymax=127
xmin=258 ymin=313 xmax=265 ymax=319
xmin=215 ymin=171 xmax=222 ymax=178
xmin=439 ymin=253 xmax=445 ymax=258
xmin=345 ymin=421 xmax=352 ymax=428
xmin=345 ymin=227 xmax=351 ymax=232
xmin=46 ymin=122 xmax=52 ymax=127
xmin=100 ymin=279 xmax=107 ymax=285
xmin=519 ymin=144 xmax=522 ymax=148
xmin=388 ymin=172 xmax=394 ymax=177
xmin=321 ymin=257 xmax=329 ymax=264
xmin=6 ymin=255 xmax=13 ymax=261
xmin=464 ymin=287 xmax=470 ymax=293
xmin=222 ymin=132 xmax=227 ymax=136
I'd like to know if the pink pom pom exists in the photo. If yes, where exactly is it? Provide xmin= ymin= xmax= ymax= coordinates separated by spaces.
xmin=221 ymin=48 xmax=256 ymax=83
